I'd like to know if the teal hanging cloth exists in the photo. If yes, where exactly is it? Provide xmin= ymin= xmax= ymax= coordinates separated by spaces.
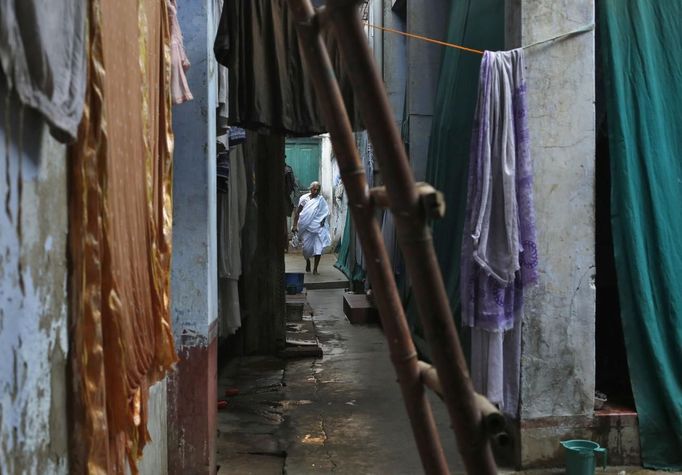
xmin=334 ymin=210 xmax=366 ymax=283
xmin=600 ymin=1 xmax=682 ymax=469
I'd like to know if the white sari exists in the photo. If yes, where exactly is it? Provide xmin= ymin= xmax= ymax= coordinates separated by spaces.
xmin=297 ymin=193 xmax=331 ymax=258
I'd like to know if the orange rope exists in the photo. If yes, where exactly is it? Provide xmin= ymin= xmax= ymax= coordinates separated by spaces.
xmin=364 ymin=22 xmax=484 ymax=55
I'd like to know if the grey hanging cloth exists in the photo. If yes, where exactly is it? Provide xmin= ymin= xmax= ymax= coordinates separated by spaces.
xmin=214 ymin=0 xmax=361 ymax=136
xmin=0 ymin=0 xmax=87 ymax=142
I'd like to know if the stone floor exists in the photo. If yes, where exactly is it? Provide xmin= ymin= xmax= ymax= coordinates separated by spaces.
xmin=216 ymin=286 xmax=462 ymax=474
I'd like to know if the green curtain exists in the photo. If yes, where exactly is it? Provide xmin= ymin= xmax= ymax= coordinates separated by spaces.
xmin=411 ymin=0 xmax=504 ymax=352
xmin=600 ymin=1 xmax=682 ymax=469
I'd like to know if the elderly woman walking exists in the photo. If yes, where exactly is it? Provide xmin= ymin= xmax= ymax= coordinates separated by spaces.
xmin=291 ymin=181 xmax=331 ymax=274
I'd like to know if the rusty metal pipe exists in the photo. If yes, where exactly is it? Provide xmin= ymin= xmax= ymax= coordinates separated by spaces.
xmin=285 ymin=1 xmax=449 ymax=473
xmin=324 ymin=3 xmax=497 ymax=473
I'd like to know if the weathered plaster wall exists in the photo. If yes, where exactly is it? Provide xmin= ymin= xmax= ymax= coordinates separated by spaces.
xmin=168 ymin=0 xmax=219 ymax=472
xmin=0 ymin=84 xmax=69 ymax=474
xmin=514 ymin=0 xmax=596 ymax=424
xmin=171 ymin=0 xmax=218 ymax=345
xmin=406 ymin=0 xmax=449 ymax=181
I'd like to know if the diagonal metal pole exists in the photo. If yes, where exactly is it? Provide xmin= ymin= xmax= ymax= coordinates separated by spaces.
xmin=322 ymin=2 xmax=497 ymax=473
xmin=286 ymin=1 xmax=450 ymax=473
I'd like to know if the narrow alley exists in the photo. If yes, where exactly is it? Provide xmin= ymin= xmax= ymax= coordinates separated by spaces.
xmin=3 ymin=0 xmax=682 ymax=474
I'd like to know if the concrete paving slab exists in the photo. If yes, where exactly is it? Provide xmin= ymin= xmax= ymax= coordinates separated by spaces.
xmin=285 ymin=252 xmax=349 ymax=290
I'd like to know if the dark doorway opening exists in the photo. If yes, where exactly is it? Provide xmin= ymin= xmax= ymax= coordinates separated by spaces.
xmin=595 ymin=33 xmax=634 ymax=410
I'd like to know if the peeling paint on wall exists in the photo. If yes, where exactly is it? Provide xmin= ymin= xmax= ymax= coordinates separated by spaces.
xmin=0 ymin=84 xmax=69 ymax=473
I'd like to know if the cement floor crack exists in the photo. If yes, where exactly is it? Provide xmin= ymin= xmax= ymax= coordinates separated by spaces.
xmin=319 ymin=416 xmax=337 ymax=472
xmin=309 ymin=332 xmax=337 ymax=472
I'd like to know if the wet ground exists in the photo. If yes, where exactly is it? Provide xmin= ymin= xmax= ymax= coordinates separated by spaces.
xmin=215 ymin=259 xmax=665 ymax=474
xmin=216 ymin=287 xmax=462 ymax=474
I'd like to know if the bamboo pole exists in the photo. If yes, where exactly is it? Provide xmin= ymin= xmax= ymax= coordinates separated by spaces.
xmin=323 ymin=1 xmax=497 ymax=473
xmin=285 ymin=1 xmax=450 ymax=473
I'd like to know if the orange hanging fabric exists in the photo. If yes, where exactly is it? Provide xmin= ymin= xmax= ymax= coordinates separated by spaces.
xmin=69 ymin=0 xmax=176 ymax=473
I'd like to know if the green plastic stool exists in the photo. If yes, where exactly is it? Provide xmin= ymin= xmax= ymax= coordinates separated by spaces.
xmin=560 ymin=440 xmax=607 ymax=475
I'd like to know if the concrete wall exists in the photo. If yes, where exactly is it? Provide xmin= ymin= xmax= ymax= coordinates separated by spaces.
xmin=509 ymin=0 xmax=597 ymax=466
xmin=0 ymin=82 xmax=69 ymax=474
xmin=171 ymin=0 xmax=218 ymax=344
xmin=382 ymin=0 xmax=407 ymax=130
xmin=168 ymin=0 xmax=219 ymax=472
xmin=405 ymin=0 xmax=449 ymax=180
xmin=135 ymin=380 xmax=169 ymax=475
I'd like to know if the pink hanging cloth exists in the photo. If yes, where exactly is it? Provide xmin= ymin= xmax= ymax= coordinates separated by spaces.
xmin=167 ymin=0 xmax=193 ymax=104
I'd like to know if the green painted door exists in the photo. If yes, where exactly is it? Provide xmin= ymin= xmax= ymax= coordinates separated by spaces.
xmin=285 ymin=139 xmax=321 ymax=194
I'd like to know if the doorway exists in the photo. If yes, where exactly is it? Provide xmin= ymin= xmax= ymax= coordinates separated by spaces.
xmin=595 ymin=33 xmax=634 ymax=410
xmin=286 ymin=138 xmax=322 ymax=196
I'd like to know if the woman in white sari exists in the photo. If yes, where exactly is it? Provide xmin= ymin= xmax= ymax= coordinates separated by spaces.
xmin=291 ymin=181 xmax=331 ymax=274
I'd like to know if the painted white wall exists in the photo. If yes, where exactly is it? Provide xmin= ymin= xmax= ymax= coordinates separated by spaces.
xmin=319 ymin=134 xmax=334 ymax=211
xmin=329 ymin=156 xmax=348 ymax=246
xmin=317 ymin=134 xmax=347 ymax=249
xmin=0 ymin=85 xmax=69 ymax=474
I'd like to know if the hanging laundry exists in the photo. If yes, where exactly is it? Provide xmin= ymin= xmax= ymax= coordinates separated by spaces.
xmin=216 ymin=62 xmax=229 ymax=149
xmin=228 ymin=126 xmax=246 ymax=146
xmin=460 ymin=48 xmax=538 ymax=415
xmin=167 ymin=0 xmax=193 ymax=104
xmin=0 ymin=0 xmax=86 ymax=142
xmin=217 ymin=150 xmax=230 ymax=193
xmin=219 ymin=145 xmax=247 ymax=280
xmin=214 ymin=0 xmax=362 ymax=136
xmin=218 ymin=144 xmax=247 ymax=336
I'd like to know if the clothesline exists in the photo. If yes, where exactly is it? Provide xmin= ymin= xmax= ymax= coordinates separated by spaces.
xmin=364 ymin=22 xmax=484 ymax=55
xmin=363 ymin=21 xmax=595 ymax=55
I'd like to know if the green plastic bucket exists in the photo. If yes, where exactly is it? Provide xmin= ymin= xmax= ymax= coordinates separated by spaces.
xmin=560 ymin=440 xmax=607 ymax=475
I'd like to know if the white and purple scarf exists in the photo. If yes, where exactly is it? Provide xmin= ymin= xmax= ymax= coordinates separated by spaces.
xmin=461 ymin=49 xmax=539 ymax=332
